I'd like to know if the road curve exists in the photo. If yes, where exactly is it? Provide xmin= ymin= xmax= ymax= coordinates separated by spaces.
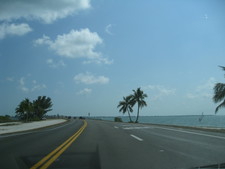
xmin=1 ymin=119 xmax=225 ymax=169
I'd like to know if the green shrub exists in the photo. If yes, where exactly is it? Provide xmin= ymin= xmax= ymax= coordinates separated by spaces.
xmin=0 ymin=115 xmax=11 ymax=123
xmin=114 ymin=117 xmax=123 ymax=122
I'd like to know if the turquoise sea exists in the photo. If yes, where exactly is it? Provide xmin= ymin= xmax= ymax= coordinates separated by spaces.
xmin=95 ymin=115 xmax=225 ymax=129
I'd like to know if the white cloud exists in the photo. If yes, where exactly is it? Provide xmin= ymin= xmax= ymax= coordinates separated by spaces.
xmin=6 ymin=77 xmax=14 ymax=82
xmin=0 ymin=23 xmax=32 ymax=39
xmin=77 ymin=88 xmax=92 ymax=95
xmin=34 ymin=28 xmax=112 ymax=64
xmin=105 ymin=24 xmax=113 ymax=35
xmin=19 ymin=77 xmax=25 ymax=86
xmin=82 ymin=56 xmax=113 ymax=65
xmin=74 ymin=72 xmax=109 ymax=85
xmin=143 ymin=85 xmax=176 ymax=101
xmin=196 ymin=77 xmax=215 ymax=91
xmin=19 ymin=77 xmax=29 ymax=92
xmin=21 ymin=86 xmax=29 ymax=93
xmin=46 ymin=59 xmax=66 ymax=68
xmin=186 ymin=77 xmax=216 ymax=99
xmin=186 ymin=93 xmax=197 ymax=99
xmin=0 ymin=0 xmax=91 ymax=24
xmin=18 ymin=77 xmax=46 ymax=93
xmin=31 ymin=84 xmax=47 ymax=92
xmin=34 ymin=35 xmax=52 ymax=46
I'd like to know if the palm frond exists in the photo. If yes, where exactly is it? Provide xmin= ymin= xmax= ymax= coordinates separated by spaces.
xmin=139 ymin=100 xmax=147 ymax=108
xmin=213 ymin=83 xmax=225 ymax=103
xmin=143 ymin=93 xmax=148 ymax=98
xmin=117 ymin=95 xmax=134 ymax=114
xmin=131 ymin=88 xmax=148 ymax=109
xmin=119 ymin=107 xmax=125 ymax=114
xmin=129 ymin=106 xmax=133 ymax=112
xmin=117 ymin=101 xmax=123 ymax=108
xmin=213 ymin=66 xmax=225 ymax=113
xmin=219 ymin=66 xmax=225 ymax=71
xmin=215 ymin=99 xmax=225 ymax=114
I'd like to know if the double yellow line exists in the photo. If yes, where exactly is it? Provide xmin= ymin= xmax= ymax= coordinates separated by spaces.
xmin=30 ymin=120 xmax=87 ymax=169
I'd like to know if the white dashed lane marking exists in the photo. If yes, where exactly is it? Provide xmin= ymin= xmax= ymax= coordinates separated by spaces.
xmin=123 ymin=126 xmax=151 ymax=130
xmin=130 ymin=134 xmax=143 ymax=141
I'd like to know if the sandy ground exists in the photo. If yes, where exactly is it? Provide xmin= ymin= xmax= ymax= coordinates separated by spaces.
xmin=0 ymin=119 xmax=66 ymax=135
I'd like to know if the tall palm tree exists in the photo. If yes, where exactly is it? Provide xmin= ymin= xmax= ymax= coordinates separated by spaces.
xmin=15 ymin=98 xmax=33 ymax=121
xmin=117 ymin=95 xmax=134 ymax=122
xmin=33 ymin=96 xmax=53 ymax=119
xmin=213 ymin=66 xmax=225 ymax=113
xmin=131 ymin=87 xmax=148 ymax=123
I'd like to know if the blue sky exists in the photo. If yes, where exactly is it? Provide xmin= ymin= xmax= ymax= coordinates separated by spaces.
xmin=1 ymin=0 xmax=225 ymax=117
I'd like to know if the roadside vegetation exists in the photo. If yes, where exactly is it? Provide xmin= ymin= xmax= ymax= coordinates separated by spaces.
xmin=114 ymin=117 xmax=123 ymax=122
xmin=117 ymin=95 xmax=133 ymax=122
xmin=15 ymin=96 xmax=53 ymax=122
xmin=213 ymin=66 xmax=225 ymax=113
xmin=0 ymin=115 xmax=13 ymax=123
xmin=117 ymin=87 xmax=148 ymax=123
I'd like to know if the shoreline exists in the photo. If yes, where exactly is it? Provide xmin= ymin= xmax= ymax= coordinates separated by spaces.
xmin=90 ymin=118 xmax=225 ymax=133
xmin=94 ymin=115 xmax=225 ymax=131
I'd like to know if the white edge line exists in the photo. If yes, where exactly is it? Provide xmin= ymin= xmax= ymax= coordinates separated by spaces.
xmin=157 ymin=126 xmax=225 ymax=140
xmin=130 ymin=134 xmax=143 ymax=141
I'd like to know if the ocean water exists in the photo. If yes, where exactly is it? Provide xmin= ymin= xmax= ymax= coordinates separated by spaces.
xmin=96 ymin=115 xmax=225 ymax=129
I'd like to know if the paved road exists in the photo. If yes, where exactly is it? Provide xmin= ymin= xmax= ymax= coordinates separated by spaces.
xmin=1 ymin=119 xmax=225 ymax=169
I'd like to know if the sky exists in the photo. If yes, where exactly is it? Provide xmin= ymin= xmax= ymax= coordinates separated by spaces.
xmin=1 ymin=0 xmax=225 ymax=117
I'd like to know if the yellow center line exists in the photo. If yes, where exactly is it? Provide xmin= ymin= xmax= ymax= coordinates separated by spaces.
xmin=30 ymin=120 xmax=87 ymax=169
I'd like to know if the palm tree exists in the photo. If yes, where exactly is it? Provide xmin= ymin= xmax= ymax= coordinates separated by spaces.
xmin=131 ymin=87 xmax=148 ymax=123
xmin=15 ymin=98 xmax=33 ymax=121
xmin=117 ymin=95 xmax=134 ymax=122
xmin=15 ymin=96 xmax=53 ymax=121
xmin=33 ymin=96 xmax=53 ymax=119
xmin=213 ymin=66 xmax=225 ymax=113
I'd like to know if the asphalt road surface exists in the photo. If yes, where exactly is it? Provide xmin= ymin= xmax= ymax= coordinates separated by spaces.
xmin=1 ymin=119 xmax=225 ymax=169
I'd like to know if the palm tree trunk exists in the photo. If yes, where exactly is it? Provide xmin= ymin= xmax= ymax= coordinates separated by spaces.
xmin=127 ymin=110 xmax=133 ymax=122
xmin=26 ymin=112 xmax=28 ymax=122
xmin=135 ymin=105 xmax=140 ymax=123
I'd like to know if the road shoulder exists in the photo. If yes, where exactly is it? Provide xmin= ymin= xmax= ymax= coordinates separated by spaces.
xmin=0 ymin=119 xmax=67 ymax=135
